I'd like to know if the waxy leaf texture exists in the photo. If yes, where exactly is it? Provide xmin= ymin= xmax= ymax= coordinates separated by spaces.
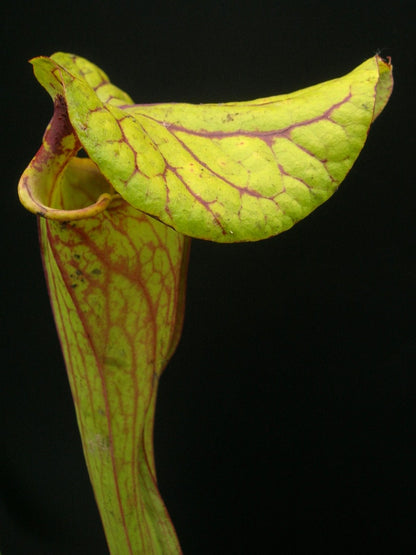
xmin=17 ymin=52 xmax=392 ymax=554
xmin=19 ymin=52 xmax=393 ymax=242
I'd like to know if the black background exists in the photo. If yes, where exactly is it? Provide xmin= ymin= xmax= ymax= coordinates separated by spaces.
xmin=1 ymin=1 xmax=414 ymax=553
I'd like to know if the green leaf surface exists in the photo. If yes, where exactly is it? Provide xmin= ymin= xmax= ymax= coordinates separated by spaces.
xmin=40 ymin=189 xmax=189 ymax=554
xmin=21 ymin=52 xmax=392 ymax=242
xmin=18 ymin=64 xmax=189 ymax=551
xmin=17 ymin=52 xmax=392 ymax=554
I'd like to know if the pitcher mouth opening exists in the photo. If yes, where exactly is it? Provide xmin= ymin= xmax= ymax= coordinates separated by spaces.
xmin=40 ymin=154 xmax=119 ymax=214
xmin=18 ymin=93 xmax=122 ymax=221
xmin=18 ymin=153 xmax=122 ymax=221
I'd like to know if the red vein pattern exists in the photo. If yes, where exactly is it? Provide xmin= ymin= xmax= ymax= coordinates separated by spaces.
xmin=40 ymin=204 xmax=189 ymax=553
xmin=17 ymin=52 xmax=392 ymax=554
xmin=47 ymin=53 xmax=392 ymax=242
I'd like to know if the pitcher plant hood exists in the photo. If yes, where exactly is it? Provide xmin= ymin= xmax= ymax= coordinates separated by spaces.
xmin=18 ymin=52 xmax=393 ymax=241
